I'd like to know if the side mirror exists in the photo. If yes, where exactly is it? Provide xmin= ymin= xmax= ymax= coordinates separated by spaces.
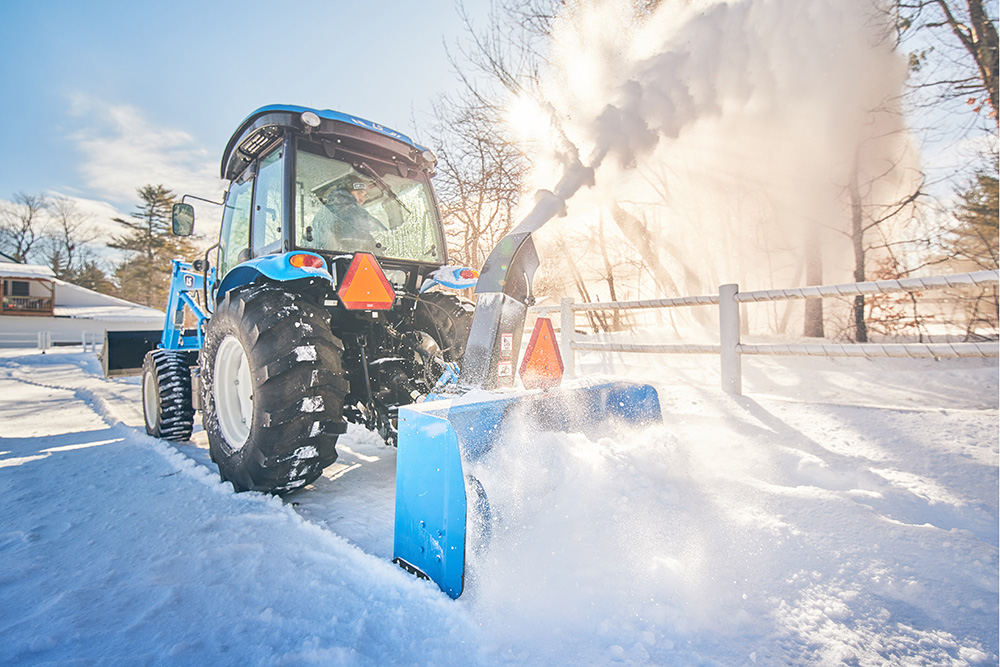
xmin=172 ymin=203 xmax=195 ymax=236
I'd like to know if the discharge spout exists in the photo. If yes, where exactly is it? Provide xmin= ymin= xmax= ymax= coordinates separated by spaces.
xmin=459 ymin=160 xmax=595 ymax=389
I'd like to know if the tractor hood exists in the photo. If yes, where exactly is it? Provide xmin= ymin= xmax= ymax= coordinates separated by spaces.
xmin=221 ymin=105 xmax=435 ymax=181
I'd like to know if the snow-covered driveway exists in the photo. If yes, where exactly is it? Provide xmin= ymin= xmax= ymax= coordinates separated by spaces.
xmin=0 ymin=349 xmax=996 ymax=665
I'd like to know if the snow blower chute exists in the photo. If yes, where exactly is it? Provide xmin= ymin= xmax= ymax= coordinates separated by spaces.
xmin=392 ymin=161 xmax=662 ymax=598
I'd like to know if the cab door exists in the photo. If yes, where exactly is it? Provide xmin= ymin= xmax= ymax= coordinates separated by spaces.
xmin=252 ymin=143 xmax=286 ymax=257
xmin=217 ymin=175 xmax=253 ymax=280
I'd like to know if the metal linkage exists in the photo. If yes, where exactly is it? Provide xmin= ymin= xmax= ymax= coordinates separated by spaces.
xmin=736 ymin=270 xmax=999 ymax=303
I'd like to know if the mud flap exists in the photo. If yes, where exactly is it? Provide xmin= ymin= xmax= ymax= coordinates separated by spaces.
xmin=392 ymin=380 xmax=661 ymax=598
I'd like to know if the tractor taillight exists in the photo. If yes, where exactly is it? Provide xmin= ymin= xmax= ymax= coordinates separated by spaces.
xmin=337 ymin=253 xmax=396 ymax=310
xmin=289 ymin=253 xmax=326 ymax=269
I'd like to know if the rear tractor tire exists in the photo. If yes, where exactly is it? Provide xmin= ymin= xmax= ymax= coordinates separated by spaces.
xmin=142 ymin=349 xmax=195 ymax=441
xmin=201 ymin=285 xmax=349 ymax=494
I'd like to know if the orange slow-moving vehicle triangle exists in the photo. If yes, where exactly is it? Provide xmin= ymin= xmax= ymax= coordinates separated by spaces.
xmin=337 ymin=253 xmax=396 ymax=310
xmin=519 ymin=317 xmax=564 ymax=389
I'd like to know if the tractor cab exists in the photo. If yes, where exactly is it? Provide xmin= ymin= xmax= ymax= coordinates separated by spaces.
xmin=179 ymin=105 xmax=448 ymax=296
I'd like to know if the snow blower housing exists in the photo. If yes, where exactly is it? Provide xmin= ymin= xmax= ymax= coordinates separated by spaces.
xmin=102 ymin=104 xmax=660 ymax=599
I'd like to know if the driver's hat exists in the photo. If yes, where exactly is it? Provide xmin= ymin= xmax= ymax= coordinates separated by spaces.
xmin=342 ymin=175 xmax=370 ymax=191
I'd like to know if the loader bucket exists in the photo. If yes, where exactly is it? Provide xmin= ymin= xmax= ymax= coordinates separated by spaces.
xmin=392 ymin=380 xmax=661 ymax=598
xmin=100 ymin=330 xmax=163 ymax=377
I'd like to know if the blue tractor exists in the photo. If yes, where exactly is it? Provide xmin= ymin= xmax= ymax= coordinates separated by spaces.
xmin=104 ymin=105 xmax=661 ymax=597
xmin=104 ymin=105 xmax=477 ymax=493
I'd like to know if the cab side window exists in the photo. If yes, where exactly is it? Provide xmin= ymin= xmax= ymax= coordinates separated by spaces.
xmin=218 ymin=178 xmax=253 ymax=278
xmin=253 ymin=147 xmax=284 ymax=254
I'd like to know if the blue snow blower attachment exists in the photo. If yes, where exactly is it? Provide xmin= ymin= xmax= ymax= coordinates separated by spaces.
xmin=393 ymin=160 xmax=663 ymax=598
xmin=394 ymin=381 xmax=661 ymax=598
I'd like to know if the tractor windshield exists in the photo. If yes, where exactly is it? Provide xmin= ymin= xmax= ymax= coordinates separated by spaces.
xmin=295 ymin=145 xmax=445 ymax=263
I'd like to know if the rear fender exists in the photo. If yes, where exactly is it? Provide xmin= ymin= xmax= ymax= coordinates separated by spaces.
xmin=215 ymin=251 xmax=335 ymax=300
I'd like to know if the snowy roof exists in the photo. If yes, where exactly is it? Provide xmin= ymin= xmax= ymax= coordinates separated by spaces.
xmin=0 ymin=270 xmax=165 ymax=322
xmin=52 ymin=304 xmax=165 ymax=322
xmin=0 ymin=262 xmax=56 ymax=279
xmin=50 ymin=280 xmax=164 ymax=321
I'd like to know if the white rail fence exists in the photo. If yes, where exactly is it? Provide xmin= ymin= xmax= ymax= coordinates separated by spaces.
xmin=0 ymin=331 xmax=101 ymax=352
xmin=547 ymin=270 xmax=999 ymax=396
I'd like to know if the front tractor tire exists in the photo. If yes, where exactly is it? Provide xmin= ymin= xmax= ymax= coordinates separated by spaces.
xmin=201 ymin=285 xmax=349 ymax=494
xmin=412 ymin=291 xmax=474 ymax=364
xmin=142 ymin=349 xmax=195 ymax=441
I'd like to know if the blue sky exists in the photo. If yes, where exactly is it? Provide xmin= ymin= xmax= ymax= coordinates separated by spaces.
xmin=0 ymin=0 xmax=488 ymax=241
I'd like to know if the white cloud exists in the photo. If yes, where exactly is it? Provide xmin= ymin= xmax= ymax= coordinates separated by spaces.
xmin=0 ymin=98 xmax=230 ymax=268
xmin=66 ymin=95 xmax=226 ymax=246
xmin=68 ymin=94 xmax=223 ymax=202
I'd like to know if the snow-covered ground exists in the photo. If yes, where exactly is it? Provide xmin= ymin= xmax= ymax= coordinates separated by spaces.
xmin=0 ymin=346 xmax=996 ymax=665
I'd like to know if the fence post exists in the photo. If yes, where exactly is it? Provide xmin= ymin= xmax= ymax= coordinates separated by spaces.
xmin=719 ymin=284 xmax=741 ymax=395
xmin=561 ymin=297 xmax=575 ymax=378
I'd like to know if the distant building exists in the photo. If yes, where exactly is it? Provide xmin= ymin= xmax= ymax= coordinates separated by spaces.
xmin=0 ymin=261 xmax=164 ymax=347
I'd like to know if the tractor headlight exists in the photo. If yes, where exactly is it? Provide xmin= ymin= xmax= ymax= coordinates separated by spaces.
xmin=300 ymin=111 xmax=321 ymax=128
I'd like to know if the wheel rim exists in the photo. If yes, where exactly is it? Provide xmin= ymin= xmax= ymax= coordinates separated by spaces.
xmin=142 ymin=367 xmax=158 ymax=431
xmin=214 ymin=336 xmax=253 ymax=450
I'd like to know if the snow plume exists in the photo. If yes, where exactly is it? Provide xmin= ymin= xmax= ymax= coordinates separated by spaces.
xmin=518 ymin=0 xmax=917 ymax=332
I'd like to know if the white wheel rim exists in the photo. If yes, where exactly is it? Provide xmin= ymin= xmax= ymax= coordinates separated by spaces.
xmin=214 ymin=336 xmax=253 ymax=450
xmin=142 ymin=367 xmax=158 ymax=430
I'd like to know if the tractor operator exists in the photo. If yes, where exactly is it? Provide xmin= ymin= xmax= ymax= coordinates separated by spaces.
xmin=314 ymin=175 xmax=388 ymax=252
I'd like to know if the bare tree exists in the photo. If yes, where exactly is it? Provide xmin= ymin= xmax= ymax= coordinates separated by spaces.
xmin=899 ymin=0 xmax=999 ymax=122
xmin=42 ymin=196 xmax=97 ymax=280
xmin=836 ymin=142 xmax=926 ymax=342
xmin=437 ymin=0 xmax=681 ymax=312
xmin=429 ymin=90 xmax=527 ymax=269
xmin=0 ymin=192 xmax=50 ymax=262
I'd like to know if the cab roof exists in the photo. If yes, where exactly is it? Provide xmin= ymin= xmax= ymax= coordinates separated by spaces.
xmin=220 ymin=105 xmax=429 ymax=181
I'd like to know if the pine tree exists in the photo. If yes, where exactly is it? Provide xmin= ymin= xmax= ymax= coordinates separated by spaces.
xmin=109 ymin=185 xmax=196 ymax=308
xmin=73 ymin=259 xmax=117 ymax=296
xmin=946 ymin=170 xmax=999 ymax=270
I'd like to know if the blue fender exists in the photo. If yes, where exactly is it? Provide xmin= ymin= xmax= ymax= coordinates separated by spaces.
xmin=420 ymin=266 xmax=480 ymax=293
xmin=216 ymin=252 xmax=335 ymax=299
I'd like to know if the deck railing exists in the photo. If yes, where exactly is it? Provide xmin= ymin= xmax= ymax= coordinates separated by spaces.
xmin=2 ymin=295 xmax=54 ymax=315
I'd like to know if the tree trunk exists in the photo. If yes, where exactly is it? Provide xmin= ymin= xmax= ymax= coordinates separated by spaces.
xmin=608 ymin=202 xmax=713 ymax=328
xmin=934 ymin=0 xmax=999 ymax=121
xmin=597 ymin=213 xmax=621 ymax=331
xmin=803 ymin=220 xmax=825 ymax=337
xmin=849 ymin=161 xmax=868 ymax=343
